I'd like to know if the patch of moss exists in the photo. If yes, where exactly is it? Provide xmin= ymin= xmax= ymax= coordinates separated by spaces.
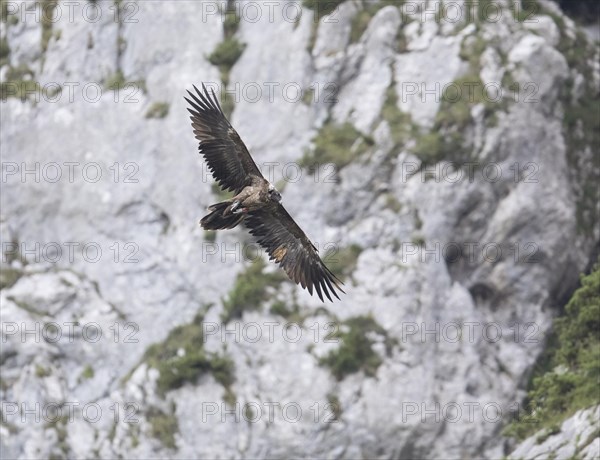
xmin=104 ymin=70 xmax=146 ymax=93
xmin=269 ymin=300 xmax=291 ymax=318
xmin=209 ymin=354 xmax=235 ymax=388
xmin=104 ymin=70 xmax=125 ymax=89
xmin=45 ymin=412 xmax=69 ymax=459
xmin=350 ymin=9 xmax=371 ymax=43
xmin=222 ymin=258 xmax=285 ymax=323
xmin=579 ymin=427 xmax=600 ymax=453
xmin=0 ymin=0 xmax=6 ymax=20
xmin=0 ymin=267 xmax=22 ymax=290
xmin=459 ymin=34 xmax=486 ymax=76
xmin=107 ymin=422 xmax=117 ymax=442
xmin=411 ymin=211 xmax=422 ymax=233
xmin=0 ymin=36 xmax=9 ymax=67
xmin=319 ymin=315 xmax=393 ymax=380
xmin=0 ymin=411 xmax=18 ymax=434
xmin=383 ymin=34 xmax=494 ymax=169
xmin=44 ymin=322 xmax=60 ymax=338
xmin=411 ymin=235 xmax=425 ymax=247
xmin=326 ymin=392 xmax=342 ymax=420
xmin=306 ymin=20 xmax=319 ymax=54
xmin=41 ymin=0 xmax=58 ymax=53
xmin=460 ymin=0 xmax=505 ymax=25
xmin=349 ymin=0 xmax=405 ymax=44
xmin=1 ymin=64 xmax=42 ymax=101
xmin=384 ymin=193 xmax=403 ymax=213
xmin=208 ymin=38 xmax=245 ymax=73
xmin=5 ymin=62 xmax=32 ymax=80
xmin=381 ymin=82 xmax=416 ymax=149
xmin=223 ymin=0 xmax=240 ymax=39
xmin=269 ymin=300 xmax=305 ymax=325
xmin=117 ymin=34 xmax=126 ymax=55
xmin=303 ymin=0 xmax=345 ymax=21
xmin=145 ymin=102 xmax=170 ymax=119
xmin=437 ymin=75 xmax=492 ymax=126
xmin=502 ymin=70 xmax=520 ymax=94
xmin=300 ymin=121 xmax=374 ymax=173
xmin=302 ymin=87 xmax=315 ymax=105
xmin=510 ymin=0 xmax=541 ymax=22
xmin=2 ymin=0 xmax=18 ymax=24
xmin=220 ymin=94 xmax=236 ymax=119
xmin=413 ymin=72 xmax=499 ymax=166
xmin=79 ymin=365 xmax=94 ymax=381
xmin=128 ymin=423 xmax=140 ymax=448
xmin=208 ymin=38 xmax=246 ymax=87
xmin=205 ymin=2 xmax=244 ymax=114
xmin=409 ymin=33 xmax=508 ymax=167
xmin=535 ymin=424 xmax=561 ymax=444
xmin=505 ymin=262 xmax=600 ymax=440
xmin=143 ymin=311 xmax=235 ymax=395
xmin=150 ymin=346 xmax=234 ymax=395
xmin=395 ymin=24 xmax=410 ymax=53
xmin=323 ymin=244 xmax=362 ymax=281
xmin=476 ymin=0 xmax=497 ymax=23
xmin=35 ymin=365 xmax=51 ymax=378
xmin=203 ymin=230 xmax=217 ymax=243
xmin=222 ymin=387 xmax=237 ymax=407
xmin=305 ymin=0 xmax=366 ymax=51
xmin=242 ymin=402 xmax=255 ymax=421
xmin=147 ymin=405 xmax=178 ymax=450
xmin=7 ymin=295 xmax=43 ymax=315
xmin=412 ymin=132 xmax=444 ymax=165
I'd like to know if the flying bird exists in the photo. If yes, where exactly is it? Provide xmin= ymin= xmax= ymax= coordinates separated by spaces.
xmin=185 ymin=84 xmax=344 ymax=302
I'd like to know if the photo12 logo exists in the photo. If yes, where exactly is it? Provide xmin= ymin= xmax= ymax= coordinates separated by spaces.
xmin=1 ymin=321 xmax=139 ymax=344
xmin=399 ymin=321 xmax=541 ymax=344
xmin=201 ymin=400 xmax=340 ymax=424
xmin=399 ymin=161 xmax=540 ymax=184
xmin=202 ymin=320 xmax=340 ymax=345
xmin=2 ymin=162 xmax=140 ymax=184
xmin=201 ymin=81 xmax=339 ymax=105
xmin=399 ymin=241 xmax=541 ymax=264
xmin=2 ymin=1 xmax=139 ymax=26
xmin=400 ymin=400 xmax=541 ymax=425
xmin=1 ymin=241 xmax=140 ymax=265
xmin=1 ymin=401 xmax=139 ymax=425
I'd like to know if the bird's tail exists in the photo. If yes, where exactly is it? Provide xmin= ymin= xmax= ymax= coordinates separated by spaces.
xmin=200 ymin=201 xmax=244 ymax=230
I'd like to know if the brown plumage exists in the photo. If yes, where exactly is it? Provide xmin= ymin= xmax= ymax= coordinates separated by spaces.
xmin=185 ymin=84 xmax=344 ymax=302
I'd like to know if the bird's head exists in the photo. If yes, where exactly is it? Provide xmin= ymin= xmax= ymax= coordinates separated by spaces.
xmin=268 ymin=183 xmax=282 ymax=203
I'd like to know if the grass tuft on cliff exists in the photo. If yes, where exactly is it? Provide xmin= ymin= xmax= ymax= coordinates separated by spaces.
xmin=319 ymin=315 xmax=395 ymax=380
xmin=143 ymin=311 xmax=235 ymax=396
xmin=300 ymin=122 xmax=374 ymax=174
xmin=222 ymin=258 xmax=286 ymax=323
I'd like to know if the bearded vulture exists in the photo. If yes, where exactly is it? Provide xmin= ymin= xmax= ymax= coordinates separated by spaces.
xmin=185 ymin=84 xmax=344 ymax=302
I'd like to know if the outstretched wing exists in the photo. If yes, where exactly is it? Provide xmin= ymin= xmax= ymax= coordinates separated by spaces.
xmin=245 ymin=204 xmax=345 ymax=302
xmin=185 ymin=84 xmax=263 ymax=193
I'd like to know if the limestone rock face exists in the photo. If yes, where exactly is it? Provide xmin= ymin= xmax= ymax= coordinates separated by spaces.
xmin=508 ymin=406 xmax=600 ymax=460
xmin=1 ymin=0 xmax=598 ymax=458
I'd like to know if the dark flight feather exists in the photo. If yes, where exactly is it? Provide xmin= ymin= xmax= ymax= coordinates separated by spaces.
xmin=245 ymin=204 xmax=345 ymax=302
xmin=185 ymin=84 xmax=263 ymax=193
